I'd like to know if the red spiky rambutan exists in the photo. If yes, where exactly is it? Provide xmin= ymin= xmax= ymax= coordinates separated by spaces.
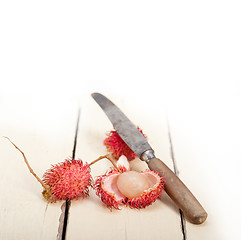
xmin=4 ymin=137 xmax=92 ymax=203
xmin=103 ymin=127 xmax=146 ymax=160
xmin=93 ymin=156 xmax=165 ymax=209
xmin=43 ymin=159 xmax=92 ymax=201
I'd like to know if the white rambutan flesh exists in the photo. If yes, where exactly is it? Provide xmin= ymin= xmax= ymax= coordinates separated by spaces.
xmin=117 ymin=171 xmax=150 ymax=199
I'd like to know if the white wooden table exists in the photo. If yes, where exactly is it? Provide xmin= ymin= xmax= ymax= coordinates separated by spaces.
xmin=0 ymin=1 xmax=240 ymax=239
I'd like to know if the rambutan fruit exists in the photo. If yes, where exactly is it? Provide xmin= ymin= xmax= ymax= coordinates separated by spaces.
xmin=4 ymin=137 xmax=92 ymax=202
xmin=93 ymin=155 xmax=165 ymax=209
xmin=5 ymin=137 xmax=164 ymax=210
xmin=43 ymin=159 xmax=92 ymax=201
xmin=103 ymin=127 xmax=146 ymax=160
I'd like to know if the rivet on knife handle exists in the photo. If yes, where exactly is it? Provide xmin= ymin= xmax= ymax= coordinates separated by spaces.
xmin=141 ymin=150 xmax=207 ymax=224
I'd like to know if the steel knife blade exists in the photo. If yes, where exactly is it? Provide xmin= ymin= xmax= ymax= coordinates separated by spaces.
xmin=91 ymin=92 xmax=152 ymax=158
xmin=91 ymin=92 xmax=207 ymax=224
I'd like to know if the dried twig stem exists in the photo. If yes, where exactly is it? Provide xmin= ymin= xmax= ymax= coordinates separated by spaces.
xmin=89 ymin=154 xmax=119 ymax=171
xmin=3 ymin=136 xmax=49 ymax=191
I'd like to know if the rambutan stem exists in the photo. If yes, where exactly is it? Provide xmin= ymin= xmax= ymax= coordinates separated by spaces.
xmin=3 ymin=137 xmax=50 ymax=192
xmin=89 ymin=154 xmax=120 ymax=171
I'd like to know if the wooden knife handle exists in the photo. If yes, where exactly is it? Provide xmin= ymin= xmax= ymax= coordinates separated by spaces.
xmin=148 ymin=157 xmax=207 ymax=224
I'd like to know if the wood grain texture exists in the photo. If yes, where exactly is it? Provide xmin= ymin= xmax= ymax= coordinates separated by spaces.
xmin=167 ymin=93 xmax=241 ymax=240
xmin=0 ymin=96 xmax=79 ymax=239
xmin=66 ymin=95 xmax=183 ymax=240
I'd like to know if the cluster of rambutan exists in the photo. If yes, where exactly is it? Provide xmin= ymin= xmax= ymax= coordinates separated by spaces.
xmin=5 ymin=128 xmax=165 ymax=209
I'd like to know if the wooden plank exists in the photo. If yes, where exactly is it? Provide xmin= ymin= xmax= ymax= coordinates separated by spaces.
xmin=2 ymin=91 xmax=240 ymax=239
xmin=167 ymin=87 xmax=241 ymax=239
xmin=0 ymin=94 xmax=80 ymax=239
xmin=67 ymin=94 xmax=183 ymax=239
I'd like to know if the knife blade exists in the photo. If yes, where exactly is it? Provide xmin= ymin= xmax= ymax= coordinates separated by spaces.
xmin=91 ymin=92 xmax=207 ymax=224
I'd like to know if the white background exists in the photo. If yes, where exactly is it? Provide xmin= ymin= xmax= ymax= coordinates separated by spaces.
xmin=0 ymin=1 xmax=241 ymax=239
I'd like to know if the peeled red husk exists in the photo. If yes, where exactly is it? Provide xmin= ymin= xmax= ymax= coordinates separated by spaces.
xmin=94 ymin=168 xmax=165 ymax=209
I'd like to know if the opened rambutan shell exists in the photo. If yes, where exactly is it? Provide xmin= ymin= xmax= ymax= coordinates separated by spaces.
xmin=43 ymin=159 xmax=92 ymax=201
xmin=126 ymin=170 xmax=165 ymax=209
xmin=94 ymin=169 xmax=125 ymax=209
xmin=103 ymin=127 xmax=146 ymax=160
xmin=93 ymin=168 xmax=165 ymax=209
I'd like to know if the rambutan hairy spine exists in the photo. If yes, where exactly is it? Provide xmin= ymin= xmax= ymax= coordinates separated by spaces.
xmin=43 ymin=159 xmax=92 ymax=201
xmin=94 ymin=169 xmax=125 ymax=210
xmin=103 ymin=127 xmax=146 ymax=160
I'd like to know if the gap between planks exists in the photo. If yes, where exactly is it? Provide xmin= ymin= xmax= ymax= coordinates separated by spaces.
xmin=56 ymin=108 xmax=187 ymax=239
xmin=57 ymin=109 xmax=81 ymax=240
xmin=167 ymin=119 xmax=187 ymax=240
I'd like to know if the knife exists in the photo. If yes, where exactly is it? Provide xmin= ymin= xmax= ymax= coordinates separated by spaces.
xmin=91 ymin=92 xmax=207 ymax=224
